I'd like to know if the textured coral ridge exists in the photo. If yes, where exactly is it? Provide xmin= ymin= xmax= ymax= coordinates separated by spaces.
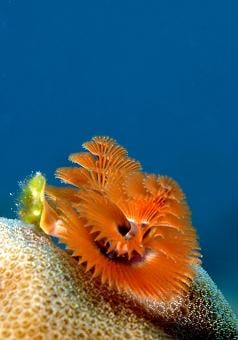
xmin=1 ymin=218 xmax=238 ymax=340
xmin=0 ymin=218 xmax=170 ymax=339
xmin=148 ymin=268 xmax=238 ymax=339
xmin=40 ymin=136 xmax=200 ymax=302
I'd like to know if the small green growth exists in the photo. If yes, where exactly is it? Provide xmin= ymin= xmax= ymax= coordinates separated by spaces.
xmin=18 ymin=172 xmax=46 ymax=225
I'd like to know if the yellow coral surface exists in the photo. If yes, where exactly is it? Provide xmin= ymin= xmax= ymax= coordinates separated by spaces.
xmin=0 ymin=218 xmax=170 ymax=339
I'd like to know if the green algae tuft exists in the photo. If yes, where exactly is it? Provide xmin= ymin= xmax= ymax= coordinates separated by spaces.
xmin=18 ymin=172 xmax=46 ymax=224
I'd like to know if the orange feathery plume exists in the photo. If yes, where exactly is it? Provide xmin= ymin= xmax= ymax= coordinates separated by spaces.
xmin=40 ymin=136 xmax=201 ymax=302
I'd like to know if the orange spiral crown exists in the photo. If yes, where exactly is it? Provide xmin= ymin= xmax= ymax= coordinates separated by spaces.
xmin=40 ymin=136 xmax=201 ymax=301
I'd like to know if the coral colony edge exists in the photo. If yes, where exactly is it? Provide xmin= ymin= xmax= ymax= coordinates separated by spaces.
xmin=0 ymin=136 xmax=237 ymax=339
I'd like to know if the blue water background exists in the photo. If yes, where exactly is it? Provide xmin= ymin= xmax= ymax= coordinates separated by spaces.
xmin=0 ymin=1 xmax=237 ymax=314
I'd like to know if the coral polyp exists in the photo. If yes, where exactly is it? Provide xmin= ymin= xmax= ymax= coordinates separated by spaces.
xmin=37 ymin=136 xmax=200 ymax=302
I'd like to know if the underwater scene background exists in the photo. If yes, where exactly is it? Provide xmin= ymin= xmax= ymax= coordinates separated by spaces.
xmin=0 ymin=1 xmax=237 ymax=315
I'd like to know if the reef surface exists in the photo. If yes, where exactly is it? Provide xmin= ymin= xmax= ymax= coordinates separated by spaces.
xmin=0 ymin=217 xmax=171 ymax=339
xmin=0 ymin=218 xmax=237 ymax=339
